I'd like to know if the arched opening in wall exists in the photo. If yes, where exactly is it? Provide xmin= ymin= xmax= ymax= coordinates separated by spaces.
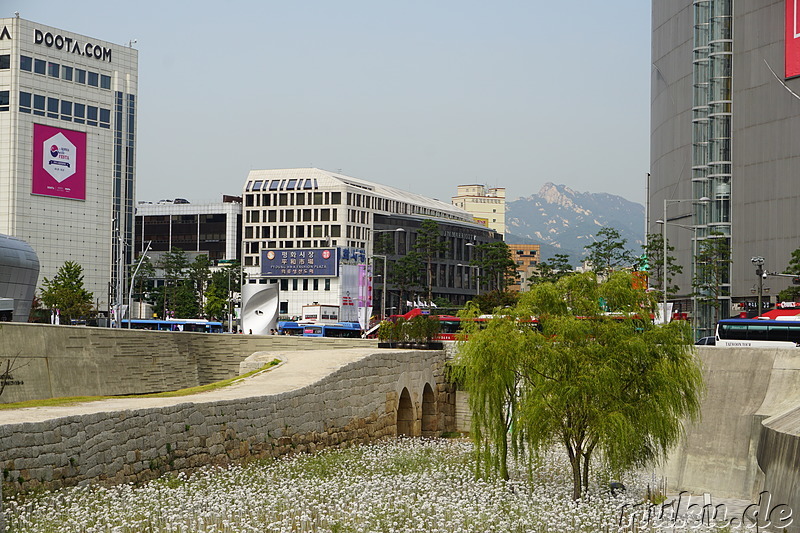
xmin=396 ymin=387 xmax=414 ymax=437
xmin=421 ymin=383 xmax=437 ymax=436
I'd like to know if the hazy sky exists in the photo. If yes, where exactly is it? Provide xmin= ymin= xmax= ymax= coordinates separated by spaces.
xmin=12 ymin=1 xmax=651 ymax=205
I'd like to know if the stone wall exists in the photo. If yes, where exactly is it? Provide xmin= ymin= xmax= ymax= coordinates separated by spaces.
xmin=0 ymin=322 xmax=377 ymax=403
xmin=0 ymin=348 xmax=455 ymax=495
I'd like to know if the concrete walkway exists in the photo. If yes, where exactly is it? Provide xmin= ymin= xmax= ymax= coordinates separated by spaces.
xmin=0 ymin=348 xmax=393 ymax=426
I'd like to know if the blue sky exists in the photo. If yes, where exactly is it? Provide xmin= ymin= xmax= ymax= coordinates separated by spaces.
xmin=11 ymin=1 xmax=651 ymax=205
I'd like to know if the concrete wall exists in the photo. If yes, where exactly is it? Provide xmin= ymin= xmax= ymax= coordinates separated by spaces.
xmin=661 ymin=346 xmax=800 ymax=527
xmin=0 ymin=348 xmax=455 ymax=495
xmin=0 ymin=322 xmax=377 ymax=403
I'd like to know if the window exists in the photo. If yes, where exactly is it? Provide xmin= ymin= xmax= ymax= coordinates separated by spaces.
xmin=62 ymin=65 xmax=73 ymax=81
xmin=87 ymin=71 xmax=99 ymax=87
xmin=325 ymin=279 xmax=331 ymax=291
xmin=60 ymin=100 xmax=72 ymax=120
xmin=73 ymin=103 xmax=85 ymax=123
xmin=48 ymin=62 xmax=59 ymax=78
xmin=75 ymin=69 xmax=86 ymax=84
xmin=292 ymin=279 xmax=298 ymax=290
xmin=87 ymin=105 xmax=98 ymax=126
xmin=34 ymin=59 xmax=46 ymax=74
xmin=99 ymin=108 xmax=111 ymax=128
xmin=33 ymin=94 xmax=45 ymax=116
xmin=269 ymin=180 xmax=280 ymax=191
xmin=19 ymin=92 xmax=31 ymax=113
xmin=20 ymin=56 xmax=32 ymax=71
xmin=100 ymin=74 xmax=111 ymax=89
xmin=252 ymin=180 xmax=263 ymax=191
xmin=287 ymin=179 xmax=298 ymax=189
xmin=0 ymin=55 xmax=10 ymax=69
xmin=0 ymin=91 xmax=8 ymax=112
xmin=331 ymin=192 xmax=341 ymax=204
xmin=280 ymin=280 xmax=288 ymax=291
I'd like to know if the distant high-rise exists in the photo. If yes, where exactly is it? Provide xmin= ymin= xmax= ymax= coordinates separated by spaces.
xmin=0 ymin=17 xmax=138 ymax=313
xmin=451 ymin=185 xmax=506 ymax=235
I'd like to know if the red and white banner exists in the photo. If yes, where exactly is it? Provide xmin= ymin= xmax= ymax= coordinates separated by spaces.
xmin=786 ymin=0 xmax=800 ymax=78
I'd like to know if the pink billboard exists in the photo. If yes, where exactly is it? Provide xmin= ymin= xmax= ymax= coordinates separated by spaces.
xmin=787 ymin=0 xmax=800 ymax=78
xmin=31 ymin=124 xmax=87 ymax=200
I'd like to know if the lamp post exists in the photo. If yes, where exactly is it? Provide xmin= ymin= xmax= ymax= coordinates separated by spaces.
xmin=457 ymin=264 xmax=480 ymax=296
xmin=661 ymin=197 xmax=710 ymax=323
xmin=657 ymin=220 xmax=698 ymax=338
xmin=127 ymin=241 xmax=152 ymax=328
xmin=752 ymin=256 xmax=765 ymax=317
xmin=371 ymin=228 xmax=405 ymax=320
xmin=372 ymin=254 xmax=387 ymax=320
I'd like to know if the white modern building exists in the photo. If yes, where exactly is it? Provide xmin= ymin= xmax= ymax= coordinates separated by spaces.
xmin=451 ymin=184 xmax=506 ymax=235
xmin=134 ymin=197 xmax=242 ymax=264
xmin=0 ymin=16 xmax=138 ymax=313
xmin=242 ymin=168 xmax=503 ymax=318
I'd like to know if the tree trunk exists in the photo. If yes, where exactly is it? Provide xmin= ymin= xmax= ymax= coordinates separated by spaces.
xmin=569 ymin=454 xmax=583 ymax=500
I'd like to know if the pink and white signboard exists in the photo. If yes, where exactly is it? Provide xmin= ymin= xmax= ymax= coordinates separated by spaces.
xmin=32 ymin=124 xmax=86 ymax=200
xmin=787 ymin=0 xmax=800 ymax=78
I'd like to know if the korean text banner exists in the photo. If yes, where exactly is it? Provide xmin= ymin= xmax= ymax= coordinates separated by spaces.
xmin=261 ymin=248 xmax=338 ymax=277
xmin=787 ymin=0 xmax=800 ymax=78
xmin=32 ymin=124 xmax=87 ymax=200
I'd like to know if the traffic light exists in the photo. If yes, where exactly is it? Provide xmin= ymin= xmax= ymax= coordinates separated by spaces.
xmin=793 ymin=276 xmax=800 ymax=285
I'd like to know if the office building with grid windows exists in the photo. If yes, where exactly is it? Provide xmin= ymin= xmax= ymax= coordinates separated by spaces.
xmin=0 ymin=16 xmax=137 ymax=314
xmin=242 ymin=168 xmax=503 ymax=318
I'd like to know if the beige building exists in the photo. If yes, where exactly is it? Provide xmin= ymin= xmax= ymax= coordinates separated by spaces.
xmin=451 ymin=185 xmax=506 ymax=235
xmin=507 ymin=244 xmax=540 ymax=292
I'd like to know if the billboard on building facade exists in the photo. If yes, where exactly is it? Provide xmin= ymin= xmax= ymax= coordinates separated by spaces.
xmin=787 ymin=0 xmax=800 ymax=78
xmin=260 ymin=248 xmax=338 ymax=277
xmin=31 ymin=124 xmax=87 ymax=200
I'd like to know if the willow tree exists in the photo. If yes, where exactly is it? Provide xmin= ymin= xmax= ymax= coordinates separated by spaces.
xmin=452 ymin=271 xmax=704 ymax=499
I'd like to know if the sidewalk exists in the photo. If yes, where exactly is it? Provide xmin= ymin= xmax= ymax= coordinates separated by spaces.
xmin=0 ymin=348 xmax=389 ymax=426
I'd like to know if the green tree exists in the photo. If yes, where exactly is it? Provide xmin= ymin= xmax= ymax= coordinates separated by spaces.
xmin=452 ymin=272 xmax=703 ymax=499
xmin=40 ymin=261 xmax=95 ymax=323
xmin=157 ymin=248 xmax=189 ymax=318
xmin=204 ymin=262 xmax=240 ymax=322
xmin=533 ymin=253 xmax=573 ymax=284
xmin=642 ymin=233 xmax=683 ymax=300
xmin=471 ymin=241 xmax=518 ymax=292
xmin=188 ymin=254 xmax=212 ymax=315
xmin=389 ymin=252 xmax=422 ymax=313
xmin=584 ymin=227 xmax=635 ymax=276
xmin=471 ymin=289 xmax=520 ymax=314
xmin=415 ymin=220 xmax=449 ymax=305
xmin=693 ymin=232 xmax=731 ymax=325
xmin=778 ymin=248 xmax=800 ymax=302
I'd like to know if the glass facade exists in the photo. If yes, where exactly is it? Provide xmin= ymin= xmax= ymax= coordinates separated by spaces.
xmin=692 ymin=0 xmax=733 ymax=336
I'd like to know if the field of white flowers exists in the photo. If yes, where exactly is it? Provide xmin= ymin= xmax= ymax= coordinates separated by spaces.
xmin=4 ymin=438 xmax=742 ymax=532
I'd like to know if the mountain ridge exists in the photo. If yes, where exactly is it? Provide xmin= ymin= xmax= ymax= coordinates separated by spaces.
xmin=505 ymin=182 xmax=645 ymax=263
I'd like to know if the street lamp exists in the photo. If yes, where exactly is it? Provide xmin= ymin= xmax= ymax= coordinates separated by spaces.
xmin=657 ymin=220 xmax=698 ymax=337
xmin=751 ymin=256 xmax=765 ymax=317
xmin=372 ymin=228 xmax=405 ymax=319
xmin=661 ymin=197 xmax=710 ymax=323
xmin=457 ymin=264 xmax=480 ymax=296
xmin=127 ymin=241 xmax=152 ymax=328
xmin=372 ymin=254 xmax=387 ymax=320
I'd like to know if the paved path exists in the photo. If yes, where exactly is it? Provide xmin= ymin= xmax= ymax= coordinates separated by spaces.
xmin=0 ymin=348 xmax=393 ymax=426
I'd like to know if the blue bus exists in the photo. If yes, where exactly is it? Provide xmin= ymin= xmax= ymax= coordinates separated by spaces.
xmin=126 ymin=319 xmax=224 ymax=333
xmin=277 ymin=321 xmax=362 ymax=338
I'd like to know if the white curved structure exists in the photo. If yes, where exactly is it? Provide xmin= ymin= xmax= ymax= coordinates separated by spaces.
xmin=241 ymin=283 xmax=279 ymax=335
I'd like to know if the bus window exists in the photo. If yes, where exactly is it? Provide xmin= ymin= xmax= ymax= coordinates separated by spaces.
xmin=747 ymin=324 xmax=769 ymax=341
xmin=719 ymin=323 xmax=747 ymax=340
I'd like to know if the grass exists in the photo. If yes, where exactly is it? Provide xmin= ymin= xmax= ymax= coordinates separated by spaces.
xmin=0 ymin=359 xmax=281 ymax=410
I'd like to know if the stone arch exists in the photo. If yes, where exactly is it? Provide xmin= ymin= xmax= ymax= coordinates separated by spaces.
xmin=396 ymin=387 xmax=415 ymax=436
xmin=421 ymin=382 xmax=437 ymax=436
